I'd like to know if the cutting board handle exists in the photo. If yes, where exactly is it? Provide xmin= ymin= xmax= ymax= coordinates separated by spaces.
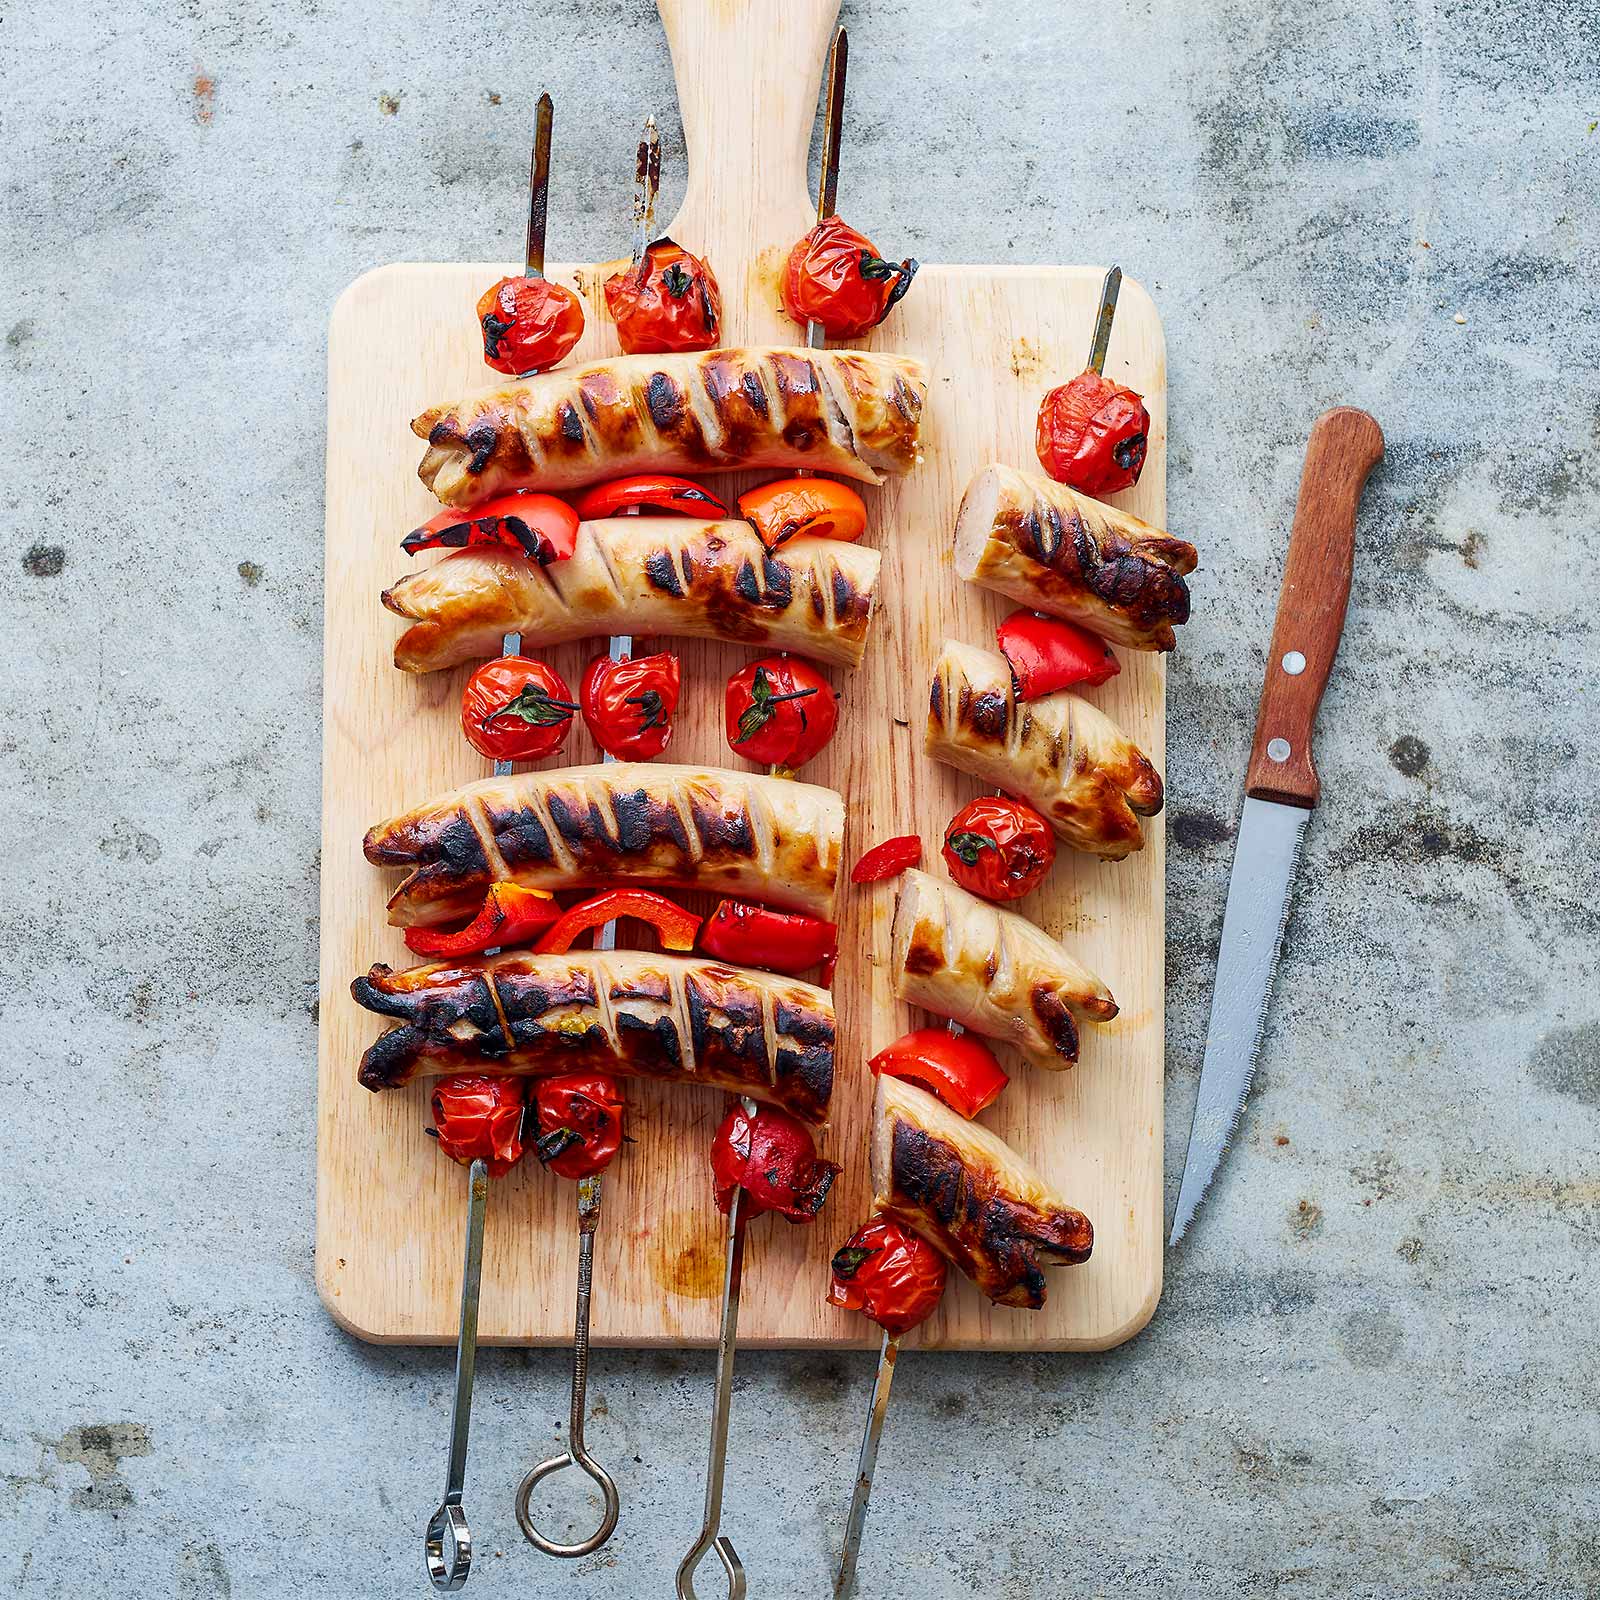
xmin=1245 ymin=406 xmax=1384 ymax=808
xmin=658 ymin=0 xmax=841 ymax=341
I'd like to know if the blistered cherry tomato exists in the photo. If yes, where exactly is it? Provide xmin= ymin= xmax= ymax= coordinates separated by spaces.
xmin=429 ymin=1075 xmax=529 ymax=1178
xmin=941 ymin=795 xmax=1056 ymax=902
xmin=724 ymin=655 xmax=837 ymax=771
xmin=476 ymin=275 xmax=585 ymax=376
xmin=461 ymin=657 xmax=578 ymax=764
xmin=781 ymin=216 xmax=918 ymax=340
xmin=604 ymin=238 xmax=723 ymax=354
xmin=531 ymin=1072 xmax=624 ymax=1180
xmin=711 ymin=1103 xmax=838 ymax=1223
xmin=827 ymin=1217 xmax=948 ymax=1335
xmin=1035 ymin=370 xmax=1150 ymax=497
xmin=580 ymin=651 xmax=680 ymax=760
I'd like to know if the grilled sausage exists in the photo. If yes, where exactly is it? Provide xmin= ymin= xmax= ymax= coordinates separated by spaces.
xmin=891 ymin=869 xmax=1116 ymax=1070
xmin=413 ymin=347 xmax=928 ymax=506
xmin=352 ymin=949 xmax=834 ymax=1119
xmin=365 ymin=762 xmax=844 ymax=928
xmin=926 ymin=639 xmax=1162 ymax=858
xmin=954 ymin=463 xmax=1197 ymax=651
xmin=870 ymin=1076 xmax=1092 ymax=1309
xmin=384 ymin=521 xmax=879 ymax=674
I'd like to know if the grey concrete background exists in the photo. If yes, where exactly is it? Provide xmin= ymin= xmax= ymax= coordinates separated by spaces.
xmin=3 ymin=0 xmax=1596 ymax=1595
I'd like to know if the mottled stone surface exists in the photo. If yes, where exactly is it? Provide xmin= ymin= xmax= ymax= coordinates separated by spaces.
xmin=3 ymin=1 xmax=1596 ymax=1595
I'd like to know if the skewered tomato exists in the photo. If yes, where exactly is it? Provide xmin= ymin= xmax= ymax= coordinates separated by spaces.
xmin=1036 ymin=370 xmax=1150 ymax=496
xmin=572 ymin=475 xmax=728 ymax=520
xmin=941 ymin=795 xmax=1056 ymax=902
xmin=698 ymin=900 xmax=837 ymax=976
xmin=580 ymin=651 xmax=680 ymax=760
xmin=531 ymin=1072 xmax=624 ymax=1180
xmin=850 ymin=835 xmax=922 ymax=884
xmin=996 ymin=611 xmax=1120 ymax=699
xmin=403 ymin=882 xmax=559 ymax=958
xmin=604 ymin=237 xmax=723 ymax=354
xmin=725 ymin=655 xmax=837 ymax=771
xmin=461 ymin=657 xmax=578 ymax=763
xmin=827 ymin=1218 xmax=947 ymax=1335
xmin=781 ymin=216 xmax=918 ymax=340
xmin=429 ymin=1075 xmax=529 ymax=1178
xmin=737 ymin=478 xmax=867 ymax=550
xmin=401 ymin=492 xmax=580 ymax=564
xmin=533 ymin=889 xmax=701 ymax=955
xmin=869 ymin=1028 xmax=1009 ymax=1119
xmin=711 ymin=1103 xmax=839 ymax=1223
xmin=477 ymin=274 xmax=584 ymax=376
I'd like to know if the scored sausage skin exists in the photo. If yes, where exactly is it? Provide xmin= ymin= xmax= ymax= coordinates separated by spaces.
xmin=383 ymin=521 xmax=880 ymax=674
xmin=926 ymin=639 xmax=1163 ymax=859
xmin=412 ymin=346 xmax=928 ymax=506
xmin=352 ymin=949 xmax=835 ymax=1121
xmin=364 ymin=763 xmax=845 ymax=928
xmin=891 ymin=869 xmax=1117 ymax=1070
xmin=954 ymin=462 xmax=1197 ymax=652
xmin=870 ymin=1077 xmax=1092 ymax=1309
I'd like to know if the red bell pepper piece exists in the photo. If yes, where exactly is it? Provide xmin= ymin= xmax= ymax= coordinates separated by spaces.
xmin=403 ymin=882 xmax=560 ymax=958
xmin=996 ymin=611 xmax=1121 ymax=699
xmin=572 ymin=474 xmax=729 ymax=520
xmin=401 ymin=492 xmax=580 ymax=563
xmin=698 ymin=900 xmax=838 ymax=976
xmin=869 ymin=1027 xmax=1010 ymax=1119
xmin=533 ymin=888 xmax=701 ymax=955
xmin=850 ymin=834 xmax=922 ymax=884
xmin=531 ymin=1072 xmax=625 ymax=1180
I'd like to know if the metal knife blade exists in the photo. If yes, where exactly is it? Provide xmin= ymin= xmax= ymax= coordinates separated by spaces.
xmin=1168 ymin=797 xmax=1306 ymax=1244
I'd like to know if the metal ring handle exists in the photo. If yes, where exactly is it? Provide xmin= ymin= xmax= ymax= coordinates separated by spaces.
xmin=425 ymin=1501 xmax=472 ymax=1591
xmin=676 ymin=1531 xmax=746 ymax=1600
xmin=514 ymin=1447 xmax=620 ymax=1558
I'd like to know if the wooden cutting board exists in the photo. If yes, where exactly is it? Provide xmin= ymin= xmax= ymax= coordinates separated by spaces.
xmin=317 ymin=0 xmax=1167 ymax=1351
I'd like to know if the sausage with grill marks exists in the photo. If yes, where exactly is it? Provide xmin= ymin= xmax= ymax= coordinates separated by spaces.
xmin=383 ymin=520 xmax=879 ymax=674
xmin=927 ymin=639 xmax=1163 ymax=859
xmin=891 ymin=869 xmax=1116 ymax=1071
xmin=870 ymin=1076 xmax=1092 ymax=1309
xmin=412 ymin=346 xmax=928 ymax=506
xmin=351 ymin=949 xmax=834 ymax=1123
xmin=364 ymin=762 xmax=844 ymax=928
xmin=954 ymin=462 xmax=1197 ymax=652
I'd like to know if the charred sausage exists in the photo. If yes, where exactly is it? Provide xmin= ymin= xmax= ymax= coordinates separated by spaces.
xmin=926 ymin=639 xmax=1162 ymax=858
xmin=870 ymin=1076 xmax=1092 ymax=1309
xmin=891 ymin=868 xmax=1116 ymax=1070
xmin=413 ymin=346 xmax=928 ymax=506
xmin=365 ymin=762 xmax=844 ymax=929
xmin=383 ymin=521 xmax=879 ymax=674
xmin=954 ymin=462 xmax=1196 ymax=651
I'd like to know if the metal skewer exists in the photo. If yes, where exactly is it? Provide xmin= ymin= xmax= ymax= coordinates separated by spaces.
xmin=1087 ymin=265 xmax=1121 ymax=378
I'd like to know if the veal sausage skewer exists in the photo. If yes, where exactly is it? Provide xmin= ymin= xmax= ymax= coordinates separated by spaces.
xmin=413 ymin=345 xmax=928 ymax=506
xmin=870 ymin=1076 xmax=1092 ymax=1310
xmin=365 ymin=761 xmax=845 ymax=928
xmin=926 ymin=639 xmax=1163 ymax=858
xmin=384 ymin=521 xmax=879 ymax=674
xmin=954 ymin=462 xmax=1197 ymax=652
xmin=352 ymin=948 xmax=835 ymax=1119
xmin=890 ymin=868 xmax=1116 ymax=1070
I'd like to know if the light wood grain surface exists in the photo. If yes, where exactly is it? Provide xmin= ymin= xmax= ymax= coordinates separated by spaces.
xmin=316 ymin=0 xmax=1169 ymax=1350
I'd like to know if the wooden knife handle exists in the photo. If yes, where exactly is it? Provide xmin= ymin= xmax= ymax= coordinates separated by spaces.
xmin=1244 ymin=406 xmax=1384 ymax=808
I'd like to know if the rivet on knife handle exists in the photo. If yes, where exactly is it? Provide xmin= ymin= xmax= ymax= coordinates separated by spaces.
xmin=1244 ymin=406 xmax=1384 ymax=809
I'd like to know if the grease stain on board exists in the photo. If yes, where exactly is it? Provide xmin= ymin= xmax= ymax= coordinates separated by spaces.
xmin=648 ymin=1231 xmax=723 ymax=1300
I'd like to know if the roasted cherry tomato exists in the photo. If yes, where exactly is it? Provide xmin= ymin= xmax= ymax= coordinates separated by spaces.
xmin=941 ymin=795 xmax=1056 ymax=902
xmin=698 ymin=900 xmax=838 ymax=976
xmin=401 ymin=492 xmax=580 ymax=564
xmin=403 ymin=882 xmax=559 ymax=958
xmin=531 ymin=1072 xmax=624 ymax=1180
xmin=711 ymin=1103 xmax=839 ymax=1223
xmin=534 ymin=888 xmax=701 ymax=954
xmin=461 ymin=657 xmax=578 ymax=764
xmin=603 ymin=237 xmax=723 ymax=354
xmin=850 ymin=835 xmax=922 ymax=884
xmin=477 ymin=274 xmax=585 ymax=376
xmin=1036 ymin=370 xmax=1150 ymax=496
xmin=737 ymin=477 xmax=867 ymax=550
xmin=996 ymin=610 xmax=1121 ymax=699
xmin=781 ymin=216 xmax=918 ymax=340
xmin=869 ymin=1027 xmax=1009 ymax=1119
xmin=572 ymin=475 xmax=728 ymax=520
xmin=827 ymin=1217 xmax=948 ymax=1335
xmin=580 ymin=651 xmax=680 ymax=760
xmin=429 ymin=1075 xmax=529 ymax=1178
xmin=724 ymin=655 xmax=837 ymax=771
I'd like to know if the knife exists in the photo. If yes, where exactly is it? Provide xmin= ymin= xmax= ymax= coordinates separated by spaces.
xmin=1169 ymin=406 xmax=1384 ymax=1245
